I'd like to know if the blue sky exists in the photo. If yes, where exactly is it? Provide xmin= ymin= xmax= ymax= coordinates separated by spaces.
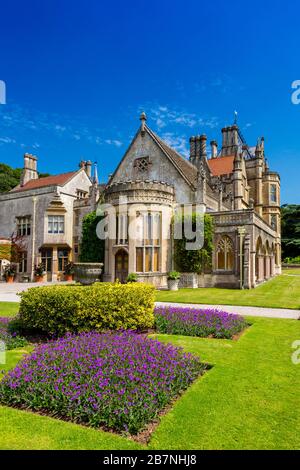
xmin=0 ymin=0 xmax=300 ymax=203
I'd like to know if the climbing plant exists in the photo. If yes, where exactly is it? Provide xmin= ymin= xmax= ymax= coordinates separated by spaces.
xmin=173 ymin=213 xmax=213 ymax=274
xmin=79 ymin=211 xmax=105 ymax=263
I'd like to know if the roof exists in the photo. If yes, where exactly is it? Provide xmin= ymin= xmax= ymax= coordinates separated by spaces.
xmin=145 ymin=125 xmax=198 ymax=188
xmin=11 ymin=171 xmax=79 ymax=193
xmin=207 ymin=155 xmax=235 ymax=176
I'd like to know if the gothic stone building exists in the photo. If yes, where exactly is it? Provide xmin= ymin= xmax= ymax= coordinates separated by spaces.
xmin=0 ymin=155 xmax=99 ymax=281
xmin=103 ymin=113 xmax=281 ymax=288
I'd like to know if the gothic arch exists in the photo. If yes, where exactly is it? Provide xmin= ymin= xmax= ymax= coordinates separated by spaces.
xmin=216 ymin=235 xmax=234 ymax=271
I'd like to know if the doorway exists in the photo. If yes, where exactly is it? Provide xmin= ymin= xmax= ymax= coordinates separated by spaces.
xmin=41 ymin=248 xmax=53 ymax=282
xmin=115 ymin=249 xmax=128 ymax=283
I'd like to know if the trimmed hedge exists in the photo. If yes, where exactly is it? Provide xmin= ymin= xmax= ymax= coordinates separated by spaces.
xmin=18 ymin=282 xmax=155 ymax=336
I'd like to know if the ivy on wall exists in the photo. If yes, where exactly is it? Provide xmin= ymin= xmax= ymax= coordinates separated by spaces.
xmin=79 ymin=211 xmax=105 ymax=263
xmin=173 ymin=213 xmax=213 ymax=274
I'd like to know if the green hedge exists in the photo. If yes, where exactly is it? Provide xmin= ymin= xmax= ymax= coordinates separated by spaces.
xmin=19 ymin=282 xmax=155 ymax=335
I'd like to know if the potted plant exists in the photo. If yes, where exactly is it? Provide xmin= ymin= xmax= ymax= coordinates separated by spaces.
xmin=126 ymin=272 xmax=138 ymax=283
xmin=167 ymin=271 xmax=181 ymax=291
xmin=64 ymin=262 xmax=74 ymax=281
xmin=34 ymin=262 xmax=45 ymax=282
xmin=4 ymin=264 xmax=16 ymax=283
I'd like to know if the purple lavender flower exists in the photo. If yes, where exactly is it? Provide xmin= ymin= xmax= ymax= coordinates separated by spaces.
xmin=0 ymin=331 xmax=205 ymax=434
xmin=154 ymin=306 xmax=248 ymax=339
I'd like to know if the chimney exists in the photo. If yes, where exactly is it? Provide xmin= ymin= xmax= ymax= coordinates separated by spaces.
xmin=189 ymin=136 xmax=196 ymax=164
xmin=199 ymin=135 xmax=207 ymax=158
xmin=210 ymin=140 xmax=218 ymax=158
xmin=79 ymin=160 xmax=86 ymax=170
xmin=85 ymin=160 xmax=92 ymax=178
xmin=20 ymin=153 xmax=38 ymax=186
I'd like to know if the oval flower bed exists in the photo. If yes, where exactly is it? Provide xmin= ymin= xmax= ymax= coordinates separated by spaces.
xmin=154 ymin=306 xmax=248 ymax=339
xmin=0 ymin=331 xmax=205 ymax=435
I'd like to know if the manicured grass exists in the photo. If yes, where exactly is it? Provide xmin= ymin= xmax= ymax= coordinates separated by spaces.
xmin=1 ymin=316 xmax=300 ymax=449
xmin=156 ymin=274 xmax=300 ymax=310
xmin=283 ymin=268 xmax=300 ymax=275
xmin=0 ymin=302 xmax=19 ymax=317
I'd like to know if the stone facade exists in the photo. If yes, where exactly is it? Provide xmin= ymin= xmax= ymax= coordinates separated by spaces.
xmin=102 ymin=114 xmax=281 ymax=289
xmin=0 ymin=155 xmax=99 ymax=281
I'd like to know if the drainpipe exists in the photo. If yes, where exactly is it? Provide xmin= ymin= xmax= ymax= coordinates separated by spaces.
xmin=237 ymin=227 xmax=246 ymax=290
xmin=31 ymin=196 xmax=37 ymax=282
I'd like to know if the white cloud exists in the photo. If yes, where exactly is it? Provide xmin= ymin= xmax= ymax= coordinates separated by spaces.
xmin=160 ymin=132 xmax=189 ymax=157
xmin=105 ymin=139 xmax=123 ymax=147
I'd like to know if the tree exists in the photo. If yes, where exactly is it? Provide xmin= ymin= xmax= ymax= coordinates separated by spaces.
xmin=173 ymin=213 xmax=213 ymax=273
xmin=281 ymin=204 xmax=300 ymax=260
xmin=79 ymin=211 xmax=105 ymax=263
xmin=0 ymin=162 xmax=50 ymax=193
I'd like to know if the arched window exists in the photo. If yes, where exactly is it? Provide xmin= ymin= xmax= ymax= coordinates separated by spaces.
xmin=217 ymin=235 xmax=234 ymax=271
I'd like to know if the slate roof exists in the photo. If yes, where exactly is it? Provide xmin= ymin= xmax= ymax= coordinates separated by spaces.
xmin=11 ymin=171 xmax=79 ymax=193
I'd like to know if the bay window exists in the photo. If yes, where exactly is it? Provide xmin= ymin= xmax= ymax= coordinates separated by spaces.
xmin=135 ymin=212 xmax=161 ymax=273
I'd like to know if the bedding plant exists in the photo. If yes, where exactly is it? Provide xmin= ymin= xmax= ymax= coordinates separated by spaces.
xmin=0 ymin=330 xmax=206 ymax=435
xmin=0 ymin=317 xmax=27 ymax=350
xmin=154 ymin=305 xmax=248 ymax=339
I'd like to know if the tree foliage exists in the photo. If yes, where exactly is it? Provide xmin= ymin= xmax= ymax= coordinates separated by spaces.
xmin=79 ymin=211 xmax=105 ymax=263
xmin=281 ymin=204 xmax=300 ymax=260
xmin=173 ymin=213 xmax=213 ymax=274
xmin=0 ymin=163 xmax=50 ymax=193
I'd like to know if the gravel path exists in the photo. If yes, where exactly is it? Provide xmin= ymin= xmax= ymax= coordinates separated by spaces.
xmin=155 ymin=302 xmax=300 ymax=320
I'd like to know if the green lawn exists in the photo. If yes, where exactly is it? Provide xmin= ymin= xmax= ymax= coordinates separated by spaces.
xmin=0 ymin=302 xmax=19 ymax=317
xmin=156 ymin=274 xmax=300 ymax=310
xmin=0 ymin=311 xmax=299 ymax=449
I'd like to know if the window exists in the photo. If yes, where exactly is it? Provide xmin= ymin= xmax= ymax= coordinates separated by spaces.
xmin=270 ymin=184 xmax=277 ymax=203
xmin=135 ymin=212 xmax=161 ymax=273
xmin=48 ymin=215 xmax=64 ymax=234
xmin=76 ymin=190 xmax=88 ymax=200
xmin=217 ymin=235 xmax=234 ymax=271
xmin=16 ymin=217 xmax=31 ymax=236
xmin=116 ymin=213 xmax=128 ymax=244
xmin=18 ymin=252 xmax=27 ymax=273
xmin=134 ymin=156 xmax=150 ymax=174
xmin=41 ymin=249 xmax=53 ymax=272
xmin=58 ymin=249 xmax=69 ymax=271
xmin=271 ymin=214 xmax=277 ymax=231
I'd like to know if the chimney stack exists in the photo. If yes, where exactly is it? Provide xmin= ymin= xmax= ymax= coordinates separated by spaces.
xmin=85 ymin=160 xmax=92 ymax=178
xmin=199 ymin=135 xmax=207 ymax=158
xmin=20 ymin=153 xmax=38 ymax=186
xmin=210 ymin=140 xmax=218 ymax=158
xmin=189 ymin=136 xmax=196 ymax=164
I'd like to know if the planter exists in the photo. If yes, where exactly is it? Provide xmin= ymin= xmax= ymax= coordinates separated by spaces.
xmin=167 ymin=279 xmax=180 ymax=291
xmin=35 ymin=275 xmax=45 ymax=283
xmin=64 ymin=274 xmax=74 ymax=282
xmin=178 ymin=272 xmax=198 ymax=289
xmin=73 ymin=262 xmax=103 ymax=286
xmin=5 ymin=276 xmax=14 ymax=284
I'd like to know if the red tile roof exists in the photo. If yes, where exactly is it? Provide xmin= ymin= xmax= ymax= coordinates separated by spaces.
xmin=207 ymin=155 xmax=235 ymax=176
xmin=11 ymin=171 xmax=78 ymax=192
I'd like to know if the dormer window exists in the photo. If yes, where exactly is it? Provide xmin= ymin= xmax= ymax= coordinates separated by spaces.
xmin=76 ymin=189 xmax=88 ymax=200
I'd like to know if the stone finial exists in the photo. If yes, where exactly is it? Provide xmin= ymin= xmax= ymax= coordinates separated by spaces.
xmin=140 ymin=112 xmax=147 ymax=135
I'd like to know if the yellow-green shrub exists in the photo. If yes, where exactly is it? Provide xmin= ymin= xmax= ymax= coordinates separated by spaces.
xmin=19 ymin=282 xmax=155 ymax=335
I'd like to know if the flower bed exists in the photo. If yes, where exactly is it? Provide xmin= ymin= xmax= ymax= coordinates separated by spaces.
xmin=0 ymin=317 xmax=27 ymax=350
xmin=0 ymin=331 xmax=205 ymax=434
xmin=154 ymin=306 xmax=248 ymax=339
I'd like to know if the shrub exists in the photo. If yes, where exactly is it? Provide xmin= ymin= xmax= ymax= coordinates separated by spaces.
xmin=154 ymin=306 xmax=248 ymax=339
xmin=126 ymin=273 xmax=138 ymax=282
xmin=173 ymin=213 xmax=213 ymax=274
xmin=0 ymin=317 xmax=27 ymax=350
xmin=0 ymin=331 xmax=205 ymax=434
xmin=167 ymin=271 xmax=180 ymax=280
xmin=18 ymin=283 xmax=155 ymax=335
xmin=79 ymin=211 xmax=105 ymax=263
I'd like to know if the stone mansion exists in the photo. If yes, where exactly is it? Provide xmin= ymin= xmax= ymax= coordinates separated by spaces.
xmin=0 ymin=113 xmax=281 ymax=288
